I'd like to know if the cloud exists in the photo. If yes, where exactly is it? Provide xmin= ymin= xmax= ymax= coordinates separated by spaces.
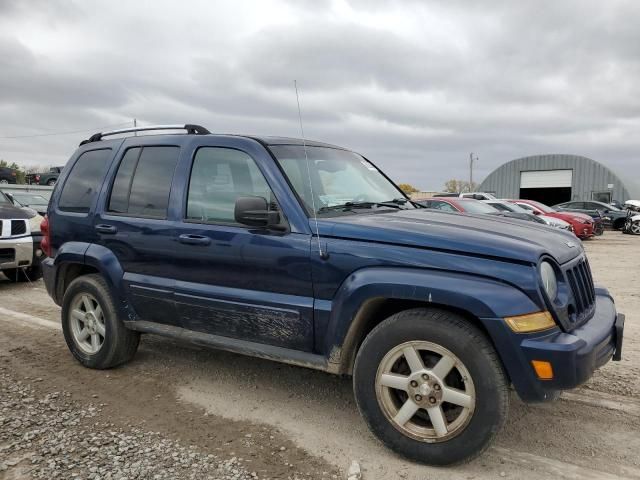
xmin=0 ymin=0 xmax=639 ymax=189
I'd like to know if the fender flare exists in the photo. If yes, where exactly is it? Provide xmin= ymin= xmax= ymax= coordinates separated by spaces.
xmin=53 ymin=242 xmax=135 ymax=321
xmin=324 ymin=267 xmax=540 ymax=370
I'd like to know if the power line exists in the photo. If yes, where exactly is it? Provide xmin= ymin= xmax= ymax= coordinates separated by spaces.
xmin=0 ymin=121 xmax=133 ymax=139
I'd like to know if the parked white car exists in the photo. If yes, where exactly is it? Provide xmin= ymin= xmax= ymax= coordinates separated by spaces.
xmin=623 ymin=200 xmax=640 ymax=235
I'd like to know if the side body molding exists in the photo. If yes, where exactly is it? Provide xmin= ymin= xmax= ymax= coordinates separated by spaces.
xmin=324 ymin=267 xmax=540 ymax=369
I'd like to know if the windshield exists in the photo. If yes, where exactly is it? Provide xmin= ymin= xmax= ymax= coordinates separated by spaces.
xmin=460 ymin=201 xmax=499 ymax=214
xmin=270 ymin=145 xmax=413 ymax=215
xmin=12 ymin=193 xmax=48 ymax=205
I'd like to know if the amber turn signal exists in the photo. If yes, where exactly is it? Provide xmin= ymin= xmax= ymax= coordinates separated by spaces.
xmin=504 ymin=311 xmax=556 ymax=333
xmin=531 ymin=360 xmax=554 ymax=380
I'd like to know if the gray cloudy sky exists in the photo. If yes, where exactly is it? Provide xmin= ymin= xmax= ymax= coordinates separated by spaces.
xmin=1 ymin=0 xmax=639 ymax=190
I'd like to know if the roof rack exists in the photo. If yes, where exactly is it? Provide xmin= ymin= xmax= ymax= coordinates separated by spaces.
xmin=79 ymin=124 xmax=210 ymax=146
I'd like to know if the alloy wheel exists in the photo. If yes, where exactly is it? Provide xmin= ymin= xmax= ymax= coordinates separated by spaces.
xmin=375 ymin=341 xmax=475 ymax=442
xmin=69 ymin=293 xmax=106 ymax=354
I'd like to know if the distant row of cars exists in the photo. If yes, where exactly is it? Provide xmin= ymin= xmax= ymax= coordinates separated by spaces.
xmin=0 ymin=166 xmax=63 ymax=185
xmin=418 ymin=193 xmax=622 ymax=239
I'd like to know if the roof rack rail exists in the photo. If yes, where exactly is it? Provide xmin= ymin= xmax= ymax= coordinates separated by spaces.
xmin=79 ymin=124 xmax=210 ymax=146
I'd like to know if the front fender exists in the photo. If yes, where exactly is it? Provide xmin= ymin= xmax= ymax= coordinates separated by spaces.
xmin=324 ymin=267 xmax=540 ymax=367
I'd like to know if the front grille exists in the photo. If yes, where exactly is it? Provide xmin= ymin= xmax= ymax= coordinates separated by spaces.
xmin=565 ymin=256 xmax=596 ymax=324
xmin=0 ymin=248 xmax=14 ymax=263
xmin=10 ymin=220 xmax=26 ymax=236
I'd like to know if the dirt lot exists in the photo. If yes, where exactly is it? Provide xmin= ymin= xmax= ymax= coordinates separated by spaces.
xmin=1 ymin=231 xmax=639 ymax=479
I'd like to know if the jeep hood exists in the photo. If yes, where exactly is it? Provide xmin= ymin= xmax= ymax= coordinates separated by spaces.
xmin=318 ymin=209 xmax=582 ymax=265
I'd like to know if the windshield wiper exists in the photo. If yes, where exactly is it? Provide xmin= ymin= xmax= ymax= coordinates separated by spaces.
xmin=318 ymin=201 xmax=404 ymax=213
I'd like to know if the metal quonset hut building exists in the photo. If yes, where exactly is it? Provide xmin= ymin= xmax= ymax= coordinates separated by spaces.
xmin=478 ymin=154 xmax=640 ymax=206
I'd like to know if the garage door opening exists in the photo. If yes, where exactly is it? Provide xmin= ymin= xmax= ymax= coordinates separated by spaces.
xmin=519 ymin=169 xmax=572 ymax=205
xmin=519 ymin=187 xmax=572 ymax=205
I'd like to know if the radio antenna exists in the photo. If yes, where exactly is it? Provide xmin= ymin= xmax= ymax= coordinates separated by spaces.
xmin=294 ymin=80 xmax=326 ymax=259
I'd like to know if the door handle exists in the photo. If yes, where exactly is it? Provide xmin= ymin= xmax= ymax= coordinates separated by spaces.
xmin=178 ymin=234 xmax=211 ymax=246
xmin=95 ymin=224 xmax=117 ymax=234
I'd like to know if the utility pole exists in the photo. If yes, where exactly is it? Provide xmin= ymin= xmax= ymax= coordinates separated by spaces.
xmin=469 ymin=153 xmax=478 ymax=191
xmin=134 ymin=118 xmax=137 ymax=136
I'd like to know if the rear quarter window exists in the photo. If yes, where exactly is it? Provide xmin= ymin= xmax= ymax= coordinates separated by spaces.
xmin=58 ymin=149 xmax=112 ymax=213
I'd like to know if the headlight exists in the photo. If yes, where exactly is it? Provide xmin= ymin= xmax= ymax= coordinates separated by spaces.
xmin=540 ymin=261 xmax=558 ymax=300
xmin=28 ymin=214 xmax=43 ymax=233
xmin=603 ymin=216 xmax=611 ymax=221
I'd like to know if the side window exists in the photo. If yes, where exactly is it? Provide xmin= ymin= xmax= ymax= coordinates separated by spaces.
xmin=59 ymin=149 xmax=112 ymax=213
xmin=108 ymin=146 xmax=179 ymax=218
xmin=186 ymin=147 xmax=274 ymax=224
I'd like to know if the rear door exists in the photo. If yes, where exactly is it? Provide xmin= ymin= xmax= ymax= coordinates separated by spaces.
xmin=94 ymin=138 xmax=183 ymax=326
xmin=169 ymin=138 xmax=315 ymax=351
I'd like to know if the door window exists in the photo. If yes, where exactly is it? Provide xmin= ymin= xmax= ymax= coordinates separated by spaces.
xmin=186 ymin=147 xmax=275 ymax=225
xmin=568 ymin=202 xmax=586 ymax=209
xmin=108 ymin=146 xmax=180 ymax=218
xmin=59 ymin=149 xmax=112 ymax=213
xmin=591 ymin=191 xmax=611 ymax=203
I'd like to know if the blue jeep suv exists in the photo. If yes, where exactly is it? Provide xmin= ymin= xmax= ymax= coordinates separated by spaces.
xmin=41 ymin=124 xmax=624 ymax=465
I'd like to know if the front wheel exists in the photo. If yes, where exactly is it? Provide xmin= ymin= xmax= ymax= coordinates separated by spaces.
xmin=2 ymin=265 xmax=42 ymax=282
xmin=353 ymin=308 xmax=509 ymax=465
xmin=630 ymin=220 xmax=640 ymax=235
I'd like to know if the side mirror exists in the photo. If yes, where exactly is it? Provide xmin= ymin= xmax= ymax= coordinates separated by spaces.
xmin=234 ymin=196 xmax=279 ymax=228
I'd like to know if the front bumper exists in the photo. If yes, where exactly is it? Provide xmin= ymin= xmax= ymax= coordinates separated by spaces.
xmin=482 ymin=288 xmax=623 ymax=402
xmin=0 ymin=235 xmax=34 ymax=270
xmin=576 ymin=223 xmax=594 ymax=238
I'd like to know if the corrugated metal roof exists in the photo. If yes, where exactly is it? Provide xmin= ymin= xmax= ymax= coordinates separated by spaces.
xmin=478 ymin=154 xmax=639 ymax=201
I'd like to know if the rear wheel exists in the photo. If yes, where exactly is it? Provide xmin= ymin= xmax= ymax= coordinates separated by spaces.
xmin=61 ymin=274 xmax=139 ymax=369
xmin=46 ymin=179 xmax=56 ymax=186
xmin=631 ymin=220 xmax=640 ymax=235
xmin=353 ymin=308 xmax=509 ymax=465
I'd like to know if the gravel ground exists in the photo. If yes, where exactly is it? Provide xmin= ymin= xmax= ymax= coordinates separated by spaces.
xmin=0 ymin=372 xmax=263 ymax=480
xmin=0 ymin=230 xmax=638 ymax=480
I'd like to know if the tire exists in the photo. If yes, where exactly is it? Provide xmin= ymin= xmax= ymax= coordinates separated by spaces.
xmin=631 ymin=220 xmax=640 ymax=235
xmin=61 ymin=274 xmax=139 ymax=369
xmin=46 ymin=179 xmax=56 ymax=186
xmin=353 ymin=308 xmax=509 ymax=466
xmin=0 ymin=179 xmax=8 ymax=184
xmin=2 ymin=265 xmax=42 ymax=282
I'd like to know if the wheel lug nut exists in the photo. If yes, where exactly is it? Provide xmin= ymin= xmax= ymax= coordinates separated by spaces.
xmin=421 ymin=374 xmax=429 ymax=381
xmin=414 ymin=394 xmax=422 ymax=402
xmin=433 ymin=384 xmax=441 ymax=391
xmin=429 ymin=396 xmax=437 ymax=404
xmin=410 ymin=380 xmax=418 ymax=388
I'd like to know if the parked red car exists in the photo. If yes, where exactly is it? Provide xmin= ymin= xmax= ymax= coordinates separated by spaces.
xmin=508 ymin=199 xmax=594 ymax=239
xmin=419 ymin=197 xmax=500 ymax=214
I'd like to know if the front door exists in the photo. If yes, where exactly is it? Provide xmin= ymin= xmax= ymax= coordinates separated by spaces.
xmin=170 ymin=144 xmax=315 ymax=351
